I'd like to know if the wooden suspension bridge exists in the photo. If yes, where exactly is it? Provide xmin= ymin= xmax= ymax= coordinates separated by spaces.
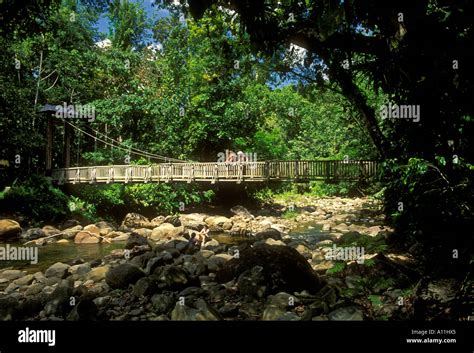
xmin=51 ymin=160 xmax=379 ymax=185
xmin=39 ymin=106 xmax=380 ymax=186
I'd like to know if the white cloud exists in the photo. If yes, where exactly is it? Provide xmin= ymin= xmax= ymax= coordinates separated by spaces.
xmin=95 ymin=38 xmax=112 ymax=49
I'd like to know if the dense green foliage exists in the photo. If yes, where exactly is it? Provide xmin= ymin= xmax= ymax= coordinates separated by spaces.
xmin=0 ymin=0 xmax=377 ymax=222
xmin=0 ymin=175 xmax=70 ymax=223
xmin=183 ymin=0 xmax=473 ymax=277
xmin=0 ymin=0 xmax=471 ymax=278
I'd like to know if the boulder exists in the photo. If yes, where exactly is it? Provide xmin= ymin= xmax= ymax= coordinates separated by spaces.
xmin=121 ymin=213 xmax=154 ymax=229
xmin=1 ymin=269 xmax=26 ymax=281
xmin=20 ymin=228 xmax=45 ymax=241
xmin=105 ymin=263 xmax=145 ymax=289
xmin=270 ymin=224 xmax=288 ymax=234
xmin=171 ymin=299 xmax=221 ymax=321
xmin=294 ymin=244 xmax=312 ymax=259
xmin=254 ymin=228 xmax=282 ymax=241
xmin=230 ymin=205 xmax=254 ymax=219
xmin=67 ymin=299 xmax=98 ymax=320
xmin=207 ymin=254 xmax=233 ymax=272
xmin=145 ymin=251 xmax=173 ymax=274
xmin=83 ymin=224 xmax=100 ymax=234
xmin=261 ymin=238 xmax=286 ymax=246
xmin=0 ymin=219 xmax=21 ymax=241
xmin=217 ymin=244 xmax=323 ymax=294
xmin=110 ymin=232 xmax=130 ymax=242
xmin=152 ymin=293 xmax=176 ymax=314
xmin=45 ymin=262 xmax=70 ymax=279
xmin=150 ymin=216 xmax=165 ymax=227
xmin=237 ymin=266 xmax=267 ymax=298
xmin=150 ymin=223 xmax=184 ymax=241
xmin=41 ymin=225 xmax=61 ymax=237
xmin=86 ymin=265 xmax=109 ymax=282
xmin=125 ymin=233 xmax=150 ymax=250
xmin=0 ymin=295 xmax=19 ymax=320
xmin=132 ymin=228 xmax=152 ymax=238
xmin=59 ymin=219 xmax=81 ymax=230
xmin=69 ymin=263 xmax=91 ymax=277
xmin=180 ymin=213 xmax=207 ymax=230
xmin=44 ymin=279 xmax=74 ymax=316
xmin=62 ymin=225 xmax=83 ymax=239
xmin=94 ymin=221 xmax=115 ymax=236
xmin=13 ymin=274 xmax=35 ymax=286
xmin=132 ymin=277 xmax=158 ymax=297
xmin=155 ymin=265 xmax=190 ymax=290
xmin=201 ymin=239 xmax=221 ymax=252
xmin=205 ymin=216 xmax=232 ymax=231
xmin=74 ymin=231 xmax=100 ymax=244
xmin=328 ymin=306 xmax=363 ymax=321
xmin=164 ymin=215 xmax=181 ymax=227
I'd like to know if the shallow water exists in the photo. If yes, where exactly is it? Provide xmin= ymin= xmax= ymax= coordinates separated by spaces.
xmin=0 ymin=222 xmax=332 ymax=274
xmin=0 ymin=242 xmax=124 ymax=273
xmin=288 ymin=222 xmax=331 ymax=244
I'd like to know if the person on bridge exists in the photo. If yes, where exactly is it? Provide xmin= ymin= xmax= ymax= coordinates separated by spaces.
xmin=226 ymin=150 xmax=237 ymax=163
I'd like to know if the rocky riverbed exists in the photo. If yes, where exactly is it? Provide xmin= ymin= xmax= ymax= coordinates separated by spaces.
xmin=0 ymin=197 xmax=467 ymax=321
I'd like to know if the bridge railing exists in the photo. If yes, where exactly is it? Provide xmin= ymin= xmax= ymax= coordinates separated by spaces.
xmin=51 ymin=160 xmax=379 ymax=184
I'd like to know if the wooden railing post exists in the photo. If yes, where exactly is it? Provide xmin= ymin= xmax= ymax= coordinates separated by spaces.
xmin=237 ymin=161 xmax=243 ymax=184
xmin=212 ymin=163 xmax=218 ymax=184
xmin=90 ymin=167 xmax=97 ymax=184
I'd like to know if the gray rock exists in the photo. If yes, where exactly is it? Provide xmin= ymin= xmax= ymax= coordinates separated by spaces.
xmin=44 ymin=279 xmax=74 ymax=317
xmin=67 ymin=299 xmax=98 ymax=320
xmin=105 ymin=263 xmax=146 ymax=289
xmin=254 ymin=228 xmax=282 ymax=241
xmin=125 ymin=233 xmax=150 ymax=250
xmin=145 ymin=251 xmax=173 ymax=275
xmin=230 ymin=205 xmax=254 ymax=218
xmin=45 ymin=262 xmax=70 ymax=279
xmin=237 ymin=266 xmax=267 ymax=298
xmin=132 ymin=277 xmax=158 ymax=297
xmin=121 ymin=213 xmax=154 ymax=229
xmin=0 ymin=295 xmax=19 ymax=320
xmin=13 ymin=274 xmax=34 ymax=286
xmin=151 ymin=293 xmax=176 ymax=314
xmin=156 ymin=265 xmax=190 ymax=290
xmin=276 ymin=312 xmax=301 ymax=321
xmin=20 ymin=228 xmax=45 ymax=240
xmin=1 ymin=269 xmax=26 ymax=281
xmin=70 ymin=263 xmax=91 ymax=277
xmin=164 ymin=215 xmax=181 ymax=227
xmin=25 ymin=283 xmax=46 ymax=296
xmin=217 ymin=244 xmax=323 ymax=295
xmin=171 ymin=299 xmax=221 ymax=321
xmin=201 ymin=239 xmax=220 ymax=251
xmin=328 ymin=306 xmax=363 ymax=321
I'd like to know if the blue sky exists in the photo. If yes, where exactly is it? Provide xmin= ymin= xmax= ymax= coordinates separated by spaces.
xmin=95 ymin=0 xmax=170 ymax=41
